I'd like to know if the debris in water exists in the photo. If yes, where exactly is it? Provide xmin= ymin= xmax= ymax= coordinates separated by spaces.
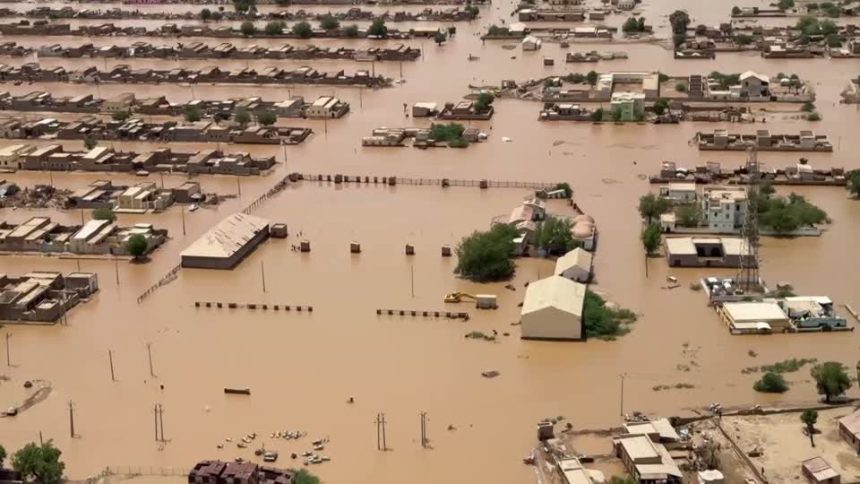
xmin=501 ymin=137 xmax=512 ymax=142
xmin=481 ymin=370 xmax=500 ymax=378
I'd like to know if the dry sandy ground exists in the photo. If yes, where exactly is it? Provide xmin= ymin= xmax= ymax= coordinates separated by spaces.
xmin=723 ymin=408 xmax=860 ymax=483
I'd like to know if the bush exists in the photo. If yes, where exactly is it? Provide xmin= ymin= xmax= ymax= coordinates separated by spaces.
xmin=320 ymin=15 xmax=340 ymax=30
xmin=586 ymin=70 xmax=599 ymax=86
xmin=233 ymin=0 xmax=255 ymax=13
xmin=234 ymin=107 xmax=251 ymax=129
xmin=343 ymin=24 xmax=360 ymax=37
xmin=111 ymin=110 xmax=131 ymax=122
xmin=802 ymin=101 xmax=816 ymax=112
xmin=265 ymin=20 xmax=286 ymax=35
xmin=240 ymin=21 xmax=256 ymax=36
xmin=653 ymin=98 xmax=669 ymax=115
xmin=735 ymin=34 xmax=754 ymax=45
xmin=184 ymin=105 xmax=202 ymax=122
xmin=368 ymin=18 xmax=388 ymax=37
xmin=732 ymin=6 xmax=742 ymax=15
xmin=429 ymin=123 xmax=465 ymax=142
xmin=487 ymin=25 xmax=510 ymax=36
xmin=778 ymin=0 xmax=795 ymax=10
xmin=211 ymin=11 xmax=223 ymax=20
xmin=257 ymin=110 xmax=277 ymax=126
xmin=200 ymin=8 xmax=212 ymax=20
xmin=583 ymin=290 xmax=636 ymax=339
xmin=848 ymin=170 xmax=860 ymax=198
xmin=811 ymin=362 xmax=851 ymax=402
xmin=92 ymin=207 xmax=116 ymax=222
xmin=590 ymin=108 xmax=604 ymax=121
xmin=291 ymin=21 xmax=312 ymax=38
xmin=669 ymin=10 xmax=690 ymax=34
xmin=675 ymin=82 xmax=688 ymax=93
xmin=475 ymin=92 xmax=494 ymax=112
xmin=454 ymin=224 xmax=518 ymax=282
xmin=434 ymin=30 xmax=447 ymax=45
xmin=535 ymin=216 xmax=577 ymax=255
xmin=753 ymin=371 xmax=789 ymax=393
xmin=84 ymin=136 xmax=98 ymax=150
xmin=673 ymin=33 xmax=686 ymax=48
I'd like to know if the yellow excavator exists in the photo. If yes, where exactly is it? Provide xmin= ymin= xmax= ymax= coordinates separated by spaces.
xmin=444 ymin=292 xmax=476 ymax=303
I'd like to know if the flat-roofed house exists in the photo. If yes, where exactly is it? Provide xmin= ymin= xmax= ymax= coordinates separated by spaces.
xmin=520 ymin=275 xmax=586 ymax=341
xmin=180 ymin=213 xmax=270 ymax=270
xmin=718 ymin=301 xmax=791 ymax=334
xmin=839 ymin=409 xmax=860 ymax=452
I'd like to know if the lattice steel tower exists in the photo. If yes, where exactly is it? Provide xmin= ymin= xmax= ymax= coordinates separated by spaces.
xmin=738 ymin=147 xmax=761 ymax=290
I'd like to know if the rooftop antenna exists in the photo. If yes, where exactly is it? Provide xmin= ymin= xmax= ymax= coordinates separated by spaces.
xmin=738 ymin=147 xmax=761 ymax=291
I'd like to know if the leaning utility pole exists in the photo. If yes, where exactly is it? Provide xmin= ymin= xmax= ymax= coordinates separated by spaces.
xmin=68 ymin=401 xmax=75 ymax=438
xmin=419 ymin=411 xmax=428 ymax=448
xmin=108 ymin=350 xmax=116 ymax=381
xmin=5 ymin=332 xmax=10 ymax=366
xmin=375 ymin=413 xmax=388 ymax=451
xmin=738 ymin=148 xmax=762 ymax=291
xmin=146 ymin=343 xmax=155 ymax=377
xmin=158 ymin=403 xmax=165 ymax=442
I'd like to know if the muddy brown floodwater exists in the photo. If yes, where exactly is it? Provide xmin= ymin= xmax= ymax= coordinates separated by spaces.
xmin=0 ymin=0 xmax=859 ymax=482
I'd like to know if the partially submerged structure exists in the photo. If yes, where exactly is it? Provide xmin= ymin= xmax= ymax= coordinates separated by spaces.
xmin=0 ymin=271 xmax=98 ymax=323
xmin=180 ymin=213 xmax=270 ymax=270
xmin=718 ymin=301 xmax=791 ymax=334
xmin=520 ymin=275 xmax=586 ymax=341
xmin=554 ymin=247 xmax=593 ymax=282
xmin=189 ymin=460 xmax=293 ymax=483
xmin=0 ymin=216 xmax=166 ymax=256
xmin=664 ymin=237 xmax=754 ymax=268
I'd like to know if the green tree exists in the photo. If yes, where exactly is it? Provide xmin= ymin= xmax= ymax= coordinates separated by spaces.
xmin=669 ymin=10 xmax=691 ymax=34
xmin=735 ymin=34 xmax=754 ymax=45
xmin=638 ymin=193 xmax=670 ymax=223
xmin=257 ymin=110 xmax=277 ymax=126
xmin=12 ymin=442 xmax=65 ymax=484
xmin=802 ymin=101 xmax=815 ymax=112
xmin=641 ymin=224 xmax=662 ymax=256
xmin=233 ymin=0 xmax=255 ymax=13
xmin=609 ymin=476 xmax=636 ymax=484
xmin=590 ymin=108 xmax=604 ymax=121
xmin=673 ymin=33 xmax=686 ymax=48
xmin=84 ymin=136 xmax=98 ymax=150
xmin=536 ymin=216 xmax=576 ymax=255
xmin=475 ymin=92 xmax=494 ymax=112
xmin=675 ymin=205 xmax=702 ymax=227
xmin=234 ymin=107 xmax=252 ymax=129
xmin=811 ymin=362 xmax=851 ymax=403
xmin=111 ymin=110 xmax=131 ymax=122
xmin=368 ymin=18 xmax=388 ymax=37
xmin=801 ymin=409 xmax=818 ymax=447
xmin=454 ymin=224 xmax=518 ymax=282
xmin=637 ymin=17 xmax=646 ymax=31
xmin=848 ymin=171 xmax=860 ymax=198
xmin=320 ymin=15 xmax=340 ymax=30
xmin=92 ymin=207 xmax=116 ymax=222
xmin=0 ymin=444 xmax=6 ymax=468
xmin=583 ymin=290 xmax=636 ymax=339
xmin=434 ymin=30 xmax=447 ymax=45
xmin=429 ymin=123 xmax=465 ymax=142
xmin=653 ymin=98 xmax=669 ymax=115
xmin=126 ymin=234 xmax=148 ymax=259
xmin=274 ymin=0 xmax=290 ymax=4
xmin=586 ymin=70 xmax=598 ymax=86
xmin=622 ymin=17 xmax=641 ymax=33
xmin=753 ymin=371 xmax=789 ymax=393
xmin=240 ymin=21 xmax=256 ymax=36
xmin=184 ymin=105 xmax=202 ymax=123
xmin=778 ymin=0 xmax=795 ymax=10
xmin=344 ymin=24 xmax=360 ymax=37
xmin=732 ymin=6 xmax=742 ymax=15
xmin=611 ymin=106 xmax=623 ymax=122
xmin=265 ymin=20 xmax=286 ymax=35
xmin=211 ymin=10 xmax=223 ymax=21
xmin=294 ymin=469 xmax=321 ymax=484
xmin=675 ymin=82 xmax=688 ymax=93
xmin=200 ymin=8 xmax=212 ymax=20
xmin=291 ymin=21 xmax=312 ymax=38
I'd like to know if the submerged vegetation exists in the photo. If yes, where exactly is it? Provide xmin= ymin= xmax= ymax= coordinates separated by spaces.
xmin=742 ymin=357 xmax=818 ymax=374
xmin=583 ymin=290 xmax=637 ymax=340
xmin=455 ymin=224 xmax=518 ymax=282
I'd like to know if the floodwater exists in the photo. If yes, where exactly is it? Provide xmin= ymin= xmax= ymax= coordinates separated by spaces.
xmin=1 ymin=0 xmax=859 ymax=482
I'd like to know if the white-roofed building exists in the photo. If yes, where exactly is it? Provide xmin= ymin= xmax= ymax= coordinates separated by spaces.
xmin=718 ymin=301 xmax=791 ymax=334
xmin=180 ymin=213 xmax=270 ymax=269
xmin=520 ymin=275 xmax=586 ymax=340
xmin=664 ymin=236 xmax=754 ymax=268
xmin=623 ymin=418 xmax=680 ymax=443
xmin=554 ymin=247 xmax=593 ymax=283
xmin=660 ymin=182 xmax=697 ymax=203
xmin=557 ymin=457 xmax=605 ymax=484
xmin=614 ymin=435 xmax=683 ymax=484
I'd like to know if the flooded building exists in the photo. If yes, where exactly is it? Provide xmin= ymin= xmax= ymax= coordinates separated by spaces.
xmin=180 ymin=213 xmax=270 ymax=270
xmin=554 ymin=247 xmax=593 ymax=283
xmin=717 ymin=301 xmax=791 ymax=334
xmin=305 ymin=96 xmax=350 ymax=119
xmin=839 ymin=410 xmax=860 ymax=452
xmin=0 ymin=216 xmax=166 ymax=255
xmin=780 ymin=297 xmax=848 ymax=331
xmin=801 ymin=457 xmax=840 ymax=484
xmin=189 ymin=460 xmax=293 ymax=483
xmin=0 ymin=271 xmax=98 ymax=323
xmin=664 ymin=237 xmax=754 ymax=268
xmin=609 ymin=92 xmax=645 ymax=121
xmin=520 ymin=275 xmax=586 ymax=341
xmin=702 ymin=186 xmax=748 ymax=231
xmin=612 ymin=435 xmax=683 ymax=484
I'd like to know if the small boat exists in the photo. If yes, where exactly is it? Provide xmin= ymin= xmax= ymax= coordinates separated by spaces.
xmin=224 ymin=387 xmax=251 ymax=395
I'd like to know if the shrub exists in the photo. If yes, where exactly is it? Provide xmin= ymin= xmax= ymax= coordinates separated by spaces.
xmin=753 ymin=372 xmax=789 ymax=393
xmin=454 ymin=224 xmax=518 ymax=282
xmin=291 ymin=21 xmax=312 ymax=38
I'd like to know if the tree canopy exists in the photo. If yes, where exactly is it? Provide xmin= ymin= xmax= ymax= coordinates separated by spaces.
xmin=240 ymin=21 xmax=256 ymax=36
xmin=233 ymin=0 xmax=255 ymax=13
xmin=641 ymin=224 xmax=662 ymax=256
xmin=0 ymin=444 xmax=6 ymax=468
xmin=291 ymin=21 xmax=312 ymax=38
xmin=802 ymin=409 xmax=818 ymax=447
xmin=583 ymin=290 xmax=636 ymax=339
xmin=84 ymin=136 xmax=98 ymax=150
xmin=675 ymin=204 xmax=702 ymax=227
xmin=294 ymin=469 xmax=321 ymax=484
xmin=753 ymin=371 xmax=789 ymax=393
xmin=758 ymin=192 xmax=828 ymax=234
xmin=343 ymin=24 xmax=360 ymax=37
xmin=111 ymin=110 xmax=131 ymax=122
xmin=200 ymin=8 xmax=212 ymax=20
xmin=669 ymin=10 xmax=690 ymax=34
xmin=475 ymin=92 xmax=494 ymax=112
xmin=184 ymin=105 xmax=202 ymax=123
xmin=811 ymin=362 xmax=851 ymax=402
xmin=536 ymin=216 xmax=577 ymax=255
xmin=234 ymin=108 xmax=252 ymax=129
xmin=653 ymin=98 xmax=669 ymax=115
xmin=368 ymin=18 xmax=388 ymax=37
xmin=257 ymin=110 xmax=277 ymax=126
xmin=429 ymin=123 xmax=465 ymax=142
xmin=434 ymin=30 xmax=447 ymax=45
xmin=454 ymin=224 xmax=518 ymax=282
xmin=586 ymin=70 xmax=599 ymax=86
xmin=638 ymin=193 xmax=671 ymax=223
xmin=265 ymin=20 xmax=286 ymax=35
xmin=92 ymin=207 xmax=116 ymax=222
xmin=320 ymin=15 xmax=340 ymax=30
xmin=11 ymin=442 xmax=65 ymax=484
xmin=848 ymin=171 xmax=860 ymax=198
xmin=126 ymin=234 xmax=148 ymax=259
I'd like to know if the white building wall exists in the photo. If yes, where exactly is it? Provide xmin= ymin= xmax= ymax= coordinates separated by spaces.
xmin=521 ymin=307 xmax=583 ymax=340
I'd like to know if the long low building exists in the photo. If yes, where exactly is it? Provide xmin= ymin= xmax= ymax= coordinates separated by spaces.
xmin=665 ymin=236 xmax=755 ymax=268
xmin=520 ymin=275 xmax=586 ymax=341
xmin=717 ymin=301 xmax=791 ymax=334
xmin=180 ymin=213 xmax=270 ymax=270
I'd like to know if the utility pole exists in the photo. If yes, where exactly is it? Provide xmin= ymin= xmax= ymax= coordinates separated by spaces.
xmin=108 ymin=349 xmax=116 ymax=381
xmin=375 ymin=413 xmax=388 ymax=451
xmin=158 ymin=403 xmax=165 ymax=442
xmin=181 ymin=205 xmax=186 ymax=236
xmin=80 ymin=209 xmax=85 ymax=225
xmin=114 ymin=256 xmax=120 ymax=285
xmin=410 ymin=263 xmax=415 ymax=298
xmin=619 ymin=373 xmax=626 ymax=419
xmin=261 ymin=260 xmax=267 ymax=293
xmin=5 ymin=332 xmax=10 ymax=366
xmin=236 ymin=176 xmax=241 ymax=198
xmin=154 ymin=403 xmax=159 ymax=441
xmin=419 ymin=411 xmax=428 ymax=448
xmin=146 ymin=342 xmax=155 ymax=377
xmin=68 ymin=401 xmax=75 ymax=438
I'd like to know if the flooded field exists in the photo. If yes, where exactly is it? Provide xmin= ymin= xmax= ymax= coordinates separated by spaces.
xmin=1 ymin=0 xmax=859 ymax=482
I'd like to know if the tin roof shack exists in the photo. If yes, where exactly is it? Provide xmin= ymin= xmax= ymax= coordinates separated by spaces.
xmin=554 ymin=247 xmax=593 ymax=283
xmin=438 ymin=100 xmax=494 ymax=120
xmin=664 ymin=237 xmax=754 ymax=268
xmin=780 ymin=297 xmax=848 ymax=331
xmin=613 ymin=435 xmax=682 ymax=484
xmin=0 ymin=271 xmax=97 ymax=323
xmin=839 ymin=410 xmax=860 ymax=453
xmin=520 ymin=275 xmax=586 ymax=341
xmin=305 ymin=95 xmax=350 ymax=119
xmin=181 ymin=213 xmax=270 ymax=270
xmin=189 ymin=460 xmax=294 ymax=483
xmin=802 ymin=457 xmax=840 ymax=484
xmin=717 ymin=301 xmax=791 ymax=334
